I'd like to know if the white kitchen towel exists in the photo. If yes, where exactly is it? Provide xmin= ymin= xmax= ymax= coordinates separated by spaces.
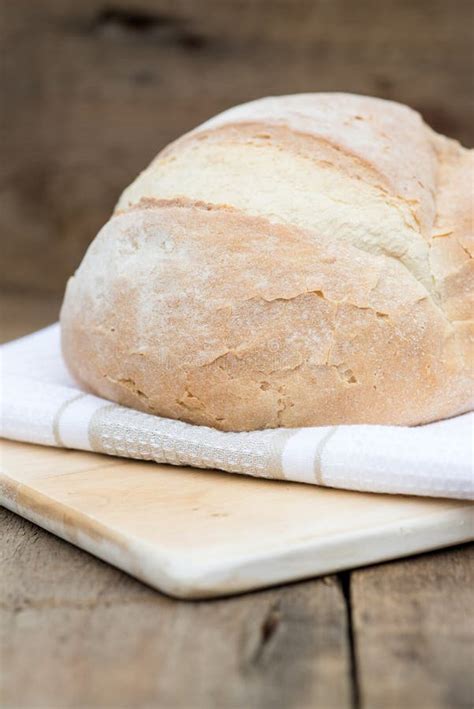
xmin=1 ymin=324 xmax=473 ymax=500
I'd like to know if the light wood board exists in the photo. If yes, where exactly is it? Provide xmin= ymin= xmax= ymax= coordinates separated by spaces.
xmin=1 ymin=439 xmax=472 ymax=599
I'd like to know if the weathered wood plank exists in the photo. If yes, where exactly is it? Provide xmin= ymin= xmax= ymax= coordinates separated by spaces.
xmin=351 ymin=545 xmax=474 ymax=709
xmin=0 ymin=507 xmax=352 ymax=708
xmin=1 ymin=0 xmax=473 ymax=293
xmin=0 ymin=291 xmax=61 ymax=343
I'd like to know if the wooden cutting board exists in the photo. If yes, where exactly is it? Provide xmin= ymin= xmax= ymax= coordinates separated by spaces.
xmin=1 ymin=439 xmax=472 ymax=599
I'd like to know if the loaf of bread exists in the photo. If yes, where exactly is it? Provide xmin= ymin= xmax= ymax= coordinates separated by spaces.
xmin=60 ymin=93 xmax=473 ymax=431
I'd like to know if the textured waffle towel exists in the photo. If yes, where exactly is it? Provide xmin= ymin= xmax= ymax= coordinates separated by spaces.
xmin=1 ymin=325 xmax=473 ymax=500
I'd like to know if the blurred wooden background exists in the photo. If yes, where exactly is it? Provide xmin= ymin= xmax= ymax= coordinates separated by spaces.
xmin=1 ymin=0 xmax=473 ymax=295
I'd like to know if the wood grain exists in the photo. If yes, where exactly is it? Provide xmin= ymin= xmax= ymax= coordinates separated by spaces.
xmin=1 ymin=0 xmax=473 ymax=293
xmin=0 ymin=291 xmax=61 ymax=344
xmin=352 ymin=545 xmax=474 ymax=709
xmin=0 ymin=507 xmax=352 ymax=709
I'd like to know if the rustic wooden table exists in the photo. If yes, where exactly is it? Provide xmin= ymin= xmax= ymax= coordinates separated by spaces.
xmin=1 ymin=292 xmax=473 ymax=709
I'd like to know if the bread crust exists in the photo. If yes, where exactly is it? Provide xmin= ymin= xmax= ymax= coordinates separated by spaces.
xmin=61 ymin=94 xmax=473 ymax=431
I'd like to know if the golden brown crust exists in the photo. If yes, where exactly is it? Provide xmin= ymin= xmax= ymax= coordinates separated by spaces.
xmin=115 ymin=196 xmax=240 ymax=215
xmin=61 ymin=94 xmax=473 ymax=431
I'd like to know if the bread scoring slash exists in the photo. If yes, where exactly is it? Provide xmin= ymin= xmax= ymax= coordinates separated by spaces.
xmin=60 ymin=93 xmax=473 ymax=431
